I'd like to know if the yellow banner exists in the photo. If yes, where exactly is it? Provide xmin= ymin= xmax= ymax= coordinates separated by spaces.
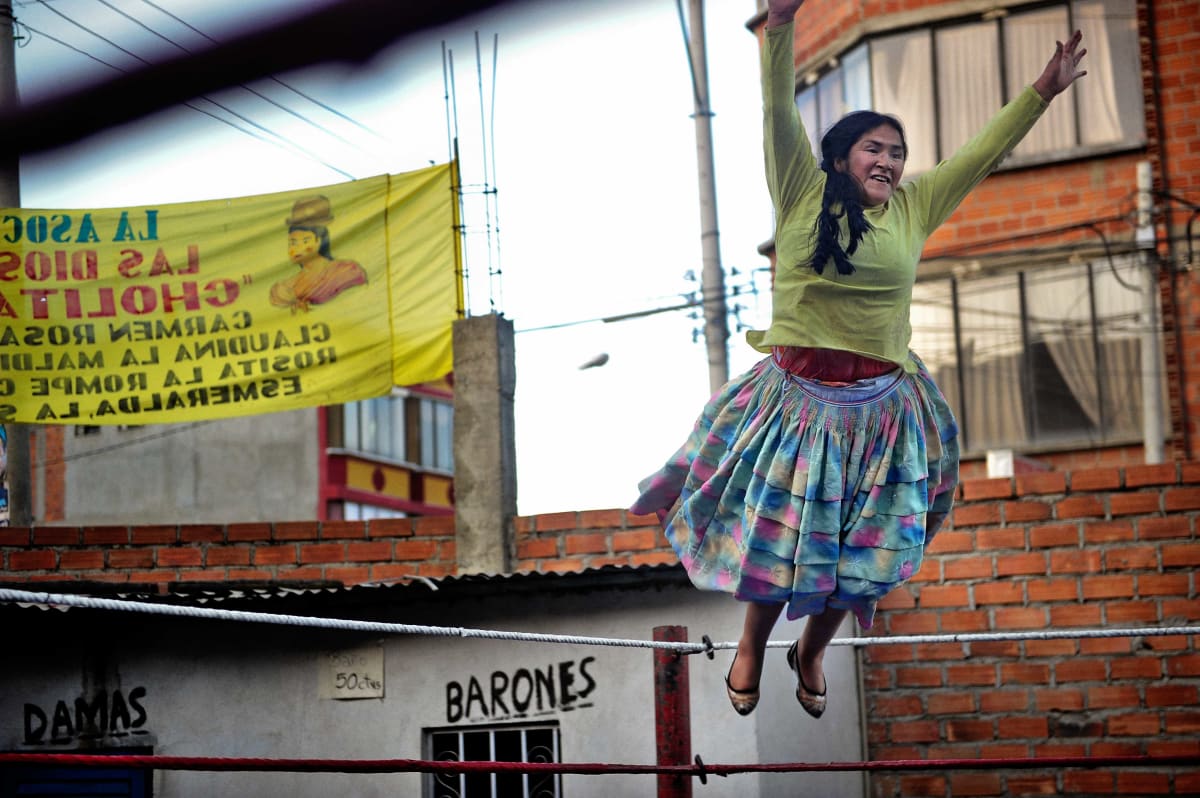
xmin=0 ymin=163 xmax=461 ymax=425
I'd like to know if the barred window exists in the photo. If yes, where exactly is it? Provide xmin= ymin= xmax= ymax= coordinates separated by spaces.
xmin=427 ymin=723 xmax=560 ymax=798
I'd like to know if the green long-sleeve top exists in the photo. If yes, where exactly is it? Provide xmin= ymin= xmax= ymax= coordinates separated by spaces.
xmin=747 ymin=21 xmax=1049 ymax=374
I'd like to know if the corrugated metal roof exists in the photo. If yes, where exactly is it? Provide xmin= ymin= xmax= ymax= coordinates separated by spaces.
xmin=0 ymin=562 xmax=690 ymax=615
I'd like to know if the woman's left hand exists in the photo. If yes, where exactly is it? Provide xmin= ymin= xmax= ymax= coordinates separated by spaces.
xmin=1033 ymin=30 xmax=1087 ymax=101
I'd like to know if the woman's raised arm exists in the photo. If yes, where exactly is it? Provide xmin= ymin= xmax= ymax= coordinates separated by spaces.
xmin=1032 ymin=29 xmax=1088 ymax=101
xmin=766 ymin=0 xmax=805 ymax=29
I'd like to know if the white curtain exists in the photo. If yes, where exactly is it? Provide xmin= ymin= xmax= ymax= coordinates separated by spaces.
xmin=796 ymin=88 xmax=821 ymax=158
xmin=911 ymin=280 xmax=959 ymax=372
xmin=935 ymin=22 xmax=1002 ymax=159
xmin=871 ymin=29 xmax=936 ymax=174
xmin=1026 ymin=264 xmax=1102 ymax=426
xmin=1074 ymin=0 xmax=1142 ymax=145
xmin=1005 ymin=6 xmax=1076 ymax=158
xmin=817 ymin=69 xmax=846 ymax=139
xmin=1092 ymin=257 xmax=1151 ymax=435
xmin=843 ymin=44 xmax=872 ymax=113
xmin=957 ymin=275 xmax=1028 ymax=449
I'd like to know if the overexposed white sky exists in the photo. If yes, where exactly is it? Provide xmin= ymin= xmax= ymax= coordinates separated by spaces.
xmin=14 ymin=0 xmax=775 ymax=516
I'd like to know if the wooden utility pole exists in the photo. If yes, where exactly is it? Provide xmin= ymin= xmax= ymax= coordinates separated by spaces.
xmin=0 ymin=0 xmax=32 ymax=525
xmin=684 ymin=0 xmax=729 ymax=393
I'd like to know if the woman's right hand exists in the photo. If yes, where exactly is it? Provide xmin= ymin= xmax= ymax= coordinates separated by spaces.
xmin=766 ymin=0 xmax=805 ymax=28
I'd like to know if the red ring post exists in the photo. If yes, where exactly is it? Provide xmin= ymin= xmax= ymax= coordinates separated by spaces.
xmin=654 ymin=625 xmax=692 ymax=798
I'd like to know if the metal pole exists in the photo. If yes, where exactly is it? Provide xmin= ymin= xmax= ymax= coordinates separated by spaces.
xmin=653 ymin=625 xmax=692 ymax=798
xmin=685 ymin=0 xmax=729 ymax=393
xmin=1137 ymin=160 xmax=1165 ymax=464
xmin=0 ymin=0 xmax=32 ymax=526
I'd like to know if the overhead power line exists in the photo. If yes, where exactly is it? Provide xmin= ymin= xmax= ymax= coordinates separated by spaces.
xmin=135 ymin=0 xmax=388 ymax=143
xmin=515 ymin=276 xmax=765 ymax=334
xmin=94 ymin=0 xmax=381 ymax=157
xmin=5 ymin=0 xmax=517 ymax=157
xmin=25 ymin=0 xmax=356 ymax=179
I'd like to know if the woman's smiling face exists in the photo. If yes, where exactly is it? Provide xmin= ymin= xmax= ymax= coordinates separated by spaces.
xmin=836 ymin=123 xmax=907 ymax=207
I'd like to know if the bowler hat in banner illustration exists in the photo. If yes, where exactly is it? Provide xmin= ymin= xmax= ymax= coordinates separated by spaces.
xmin=286 ymin=195 xmax=334 ymax=227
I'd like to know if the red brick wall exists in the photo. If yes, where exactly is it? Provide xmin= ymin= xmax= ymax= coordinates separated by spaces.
xmin=31 ymin=426 xmax=66 ymax=523
xmin=513 ymin=509 xmax=673 ymax=572
xmin=0 ymin=516 xmax=460 ymax=591
xmin=867 ymin=462 xmax=1200 ymax=797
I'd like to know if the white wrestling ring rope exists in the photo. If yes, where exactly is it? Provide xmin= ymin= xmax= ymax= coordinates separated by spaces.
xmin=2 ymin=588 xmax=1197 ymax=654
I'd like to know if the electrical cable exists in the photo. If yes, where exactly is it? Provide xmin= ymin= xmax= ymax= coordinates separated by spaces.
xmin=30 ymin=421 xmax=216 ymax=468
xmin=515 ymin=276 xmax=764 ymax=334
xmin=27 ymin=0 xmax=356 ymax=180
xmin=93 ymin=0 xmax=378 ymax=157
xmin=19 ymin=23 xmax=294 ymax=154
xmin=135 ymin=0 xmax=389 ymax=143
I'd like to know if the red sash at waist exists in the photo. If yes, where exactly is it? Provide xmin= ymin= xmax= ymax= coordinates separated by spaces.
xmin=772 ymin=346 xmax=897 ymax=384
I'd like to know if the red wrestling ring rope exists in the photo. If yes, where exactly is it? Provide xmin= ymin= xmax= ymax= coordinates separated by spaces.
xmin=1 ymin=752 xmax=1196 ymax=776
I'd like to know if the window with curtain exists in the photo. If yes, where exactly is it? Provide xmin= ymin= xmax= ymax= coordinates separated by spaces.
xmin=419 ymin=397 xmax=455 ymax=472
xmin=871 ymin=28 xmax=937 ymax=174
xmin=792 ymin=0 xmax=1142 ymax=172
xmin=909 ymin=256 xmax=1156 ymax=454
xmin=341 ymin=391 xmax=453 ymax=470
xmin=343 ymin=501 xmax=407 ymax=520
xmin=935 ymin=20 xmax=1002 ymax=158
xmin=343 ymin=394 xmax=407 ymax=462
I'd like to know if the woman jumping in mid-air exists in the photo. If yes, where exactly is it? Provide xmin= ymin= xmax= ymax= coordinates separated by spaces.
xmin=632 ymin=0 xmax=1086 ymax=718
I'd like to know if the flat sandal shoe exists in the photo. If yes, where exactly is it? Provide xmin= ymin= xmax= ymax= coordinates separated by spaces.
xmin=786 ymin=641 xmax=827 ymax=719
xmin=725 ymin=653 xmax=760 ymax=716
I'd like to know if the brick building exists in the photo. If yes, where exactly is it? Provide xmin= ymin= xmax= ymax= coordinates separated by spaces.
xmin=749 ymin=0 xmax=1200 ymax=478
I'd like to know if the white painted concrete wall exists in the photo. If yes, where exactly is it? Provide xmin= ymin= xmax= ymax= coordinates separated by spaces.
xmin=59 ymin=408 xmax=319 ymax=524
xmin=0 ymin=580 xmax=867 ymax=797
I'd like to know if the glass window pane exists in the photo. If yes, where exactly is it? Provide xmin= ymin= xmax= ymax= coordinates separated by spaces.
xmin=361 ymin=398 xmax=380 ymax=455
xmin=525 ymin=728 xmax=560 ymax=798
xmin=1092 ymin=254 xmax=1153 ymax=438
xmin=1025 ymin=264 xmax=1099 ymax=441
xmin=796 ymin=87 xmax=821 ymax=158
xmin=1005 ymin=6 xmax=1076 ymax=157
xmin=343 ymin=402 xmax=360 ymax=451
xmin=842 ymin=44 xmax=871 ymax=113
xmin=430 ymin=732 xmax=462 ymax=798
xmin=462 ymin=731 xmax=492 ymax=796
xmin=957 ymin=274 xmax=1027 ymax=450
xmin=436 ymin=402 xmax=454 ymax=471
xmin=493 ymin=732 xmax=523 ymax=797
xmin=420 ymin=399 xmax=435 ymax=467
xmin=425 ymin=725 xmax=559 ymax=798
xmin=935 ymin=21 xmax=1001 ymax=159
xmin=911 ymin=279 xmax=960 ymax=412
xmin=377 ymin=398 xmax=394 ymax=457
xmin=1073 ymin=0 xmax=1143 ymax=146
xmin=871 ymin=29 xmax=936 ymax=174
xmin=390 ymin=398 xmax=407 ymax=461
xmin=816 ymin=67 xmax=845 ymax=137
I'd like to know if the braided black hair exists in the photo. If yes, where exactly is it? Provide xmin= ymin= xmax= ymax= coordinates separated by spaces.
xmin=808 ymin=111 xmax=907 ymax=276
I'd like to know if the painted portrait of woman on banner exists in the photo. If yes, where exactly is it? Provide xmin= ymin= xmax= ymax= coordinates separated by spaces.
xmin=270 ymin=195 xmax=368 ymax=314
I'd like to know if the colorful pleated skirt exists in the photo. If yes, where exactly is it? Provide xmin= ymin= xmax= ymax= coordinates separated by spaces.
xmin=630 ymin=353 xmax=959 ymax=629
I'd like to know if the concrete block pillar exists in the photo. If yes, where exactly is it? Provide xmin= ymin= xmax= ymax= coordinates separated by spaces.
xmin=451 ymin=313 xmax=517 ymax=574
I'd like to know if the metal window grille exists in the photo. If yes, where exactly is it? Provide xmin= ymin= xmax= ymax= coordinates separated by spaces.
xmin=426 ymin=723 xmax=561 ymax=798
